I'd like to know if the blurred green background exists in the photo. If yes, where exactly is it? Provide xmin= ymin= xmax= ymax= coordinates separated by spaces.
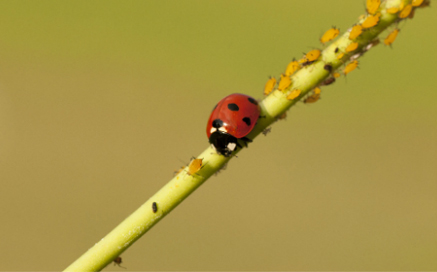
xmin=0 ymin=1 xmax=436 ymax=271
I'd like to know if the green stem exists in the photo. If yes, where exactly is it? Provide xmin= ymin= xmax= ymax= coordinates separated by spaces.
xmin=64 ymin=0 xmax=423 ymax=270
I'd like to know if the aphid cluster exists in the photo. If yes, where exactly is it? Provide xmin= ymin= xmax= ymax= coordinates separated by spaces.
xmin=204 ymin=0 xmax=429 ymax=159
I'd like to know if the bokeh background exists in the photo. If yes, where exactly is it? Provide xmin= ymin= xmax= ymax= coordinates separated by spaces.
xmin=0 ymin=1 xmax=436 ymax=271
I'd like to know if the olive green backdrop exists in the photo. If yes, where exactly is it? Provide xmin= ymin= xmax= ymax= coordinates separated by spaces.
xmin=0 ymin=1 xmax=436 ymax=271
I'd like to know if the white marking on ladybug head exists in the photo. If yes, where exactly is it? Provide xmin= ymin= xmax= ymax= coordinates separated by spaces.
xmin=218 ymin=127 xmax=227 ymax=133
xmin=210 ymin=127 xmax=217 ymax=134
xmin=227 ymin=142 xmax=237 ymax=151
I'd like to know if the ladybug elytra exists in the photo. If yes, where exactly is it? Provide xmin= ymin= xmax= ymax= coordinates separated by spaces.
xmin=206 ymin=93 xmax=260 ymax=157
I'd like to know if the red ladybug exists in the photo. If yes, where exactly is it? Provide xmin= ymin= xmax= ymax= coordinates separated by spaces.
xmin=206 ymin=93 xmax=261 ymax=156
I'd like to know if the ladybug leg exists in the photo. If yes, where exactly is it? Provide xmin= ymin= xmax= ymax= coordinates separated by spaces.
xmin=259 ymin=115 xmax=266 ymax=118
xmin=241 ymin=137 xmax=252 ymax=143
xmin=240 ymin=137 xmax=252 ymax=147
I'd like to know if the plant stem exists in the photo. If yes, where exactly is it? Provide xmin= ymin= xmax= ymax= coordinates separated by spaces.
xmin=64 ymin=0 xmax=425 ymax=270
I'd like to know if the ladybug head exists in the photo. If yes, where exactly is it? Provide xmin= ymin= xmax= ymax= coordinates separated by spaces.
xmin=208 ymin=130 xmax=239 ymax=157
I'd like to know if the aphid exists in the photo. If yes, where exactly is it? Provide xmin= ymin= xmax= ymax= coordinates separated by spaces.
xmin=286 ymin=89 xmax=302 ymax=100
xmin=320 ymin=27 xmax=340 ymax=44
xmin=343 ymin=60 xmax=359 ymax=75
xmin=277 ymin=112 xmax=287 ymax=120
xmin=350 ymin=52 xmax=363 ymax=61
xmin=346 ymin=42 xmax=359 ymax=52
xmin=324 ymin=64 xmax=333 ymax=72
xmin=152 ymin=202 xmax=158 ymax=213
xmin=173 ymin=166 xmax=184 ymax=176
xmin=263 ymin=76 xmax=276 ymax=95
xmin=305 ymin=49 xmax=321 ymax=62
xmin=399 ymin=2 xmax=405 ymax=10
xmin=304 ymin=93 xmax=321 ymax=104
xmin=262 ymin=127 xmax=272 ymax=136
xmin=418 ymin=0 xmax=430 ymax=8
xmin=299 ymin=49 xmax=321 ymax=66
xmin=349 ymin=25 xmax=363 ymax=40
xmin=386 ymin=7 xmax=400 ymax=14
xmin=337 ymin=53 xmax=345 ymax=60
xmin=207 ymin=93 xmax=260 ymax=156
xmin=187 ymin=158 xmax=203 ymax=176
xmin=285 ymin=60 xmax=300 ymax=76
xmin=333 ymin=72 xmax=341 ymax=78
xmin=364 ymin=38 xmax=380 ymax=51
xmin=322 ymin=77 xmax=336 ymax=86
xmin=366 ymin=0 xmax=381 ymax=15
xmin=361 ymin=13 xmax=381 ymax=29
xmin=278 ymin=74 xmax=292 ymax=91
xmin=113 ymin=257 xmax=126 ymax=268
xmin=384 ymin=28 xmax=400 ymax=46
xmin=399 ymin=4 xmax=413 ymax=18
xmin=412 ymin=0 xmax=424 ymax=6
xmin=314 ymin=87 xmax=321 ymax=95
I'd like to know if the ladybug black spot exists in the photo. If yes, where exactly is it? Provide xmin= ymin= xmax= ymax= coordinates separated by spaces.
xmin=212 ymin=119 xmax=224 ymax=128
xmin=242 ymin=117 xmax=251 ymax=126
xmin=227 ymin=103 xmax=239 ymax=111
xmin=247 ymin=97 xmax=258 ymax=105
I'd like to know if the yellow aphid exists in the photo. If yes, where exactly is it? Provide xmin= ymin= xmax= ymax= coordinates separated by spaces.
xmin=320 ymin=27 xmax=340 ymax=44
xmin=349 ymin=25 xmax=363 ymax=40
xmin=412 ymin=0 xmax=424 ymax=7
xmin=386 ymin=7 xmax=400 ymax=14
xmin=306 ymin=49 xmax=321 ymax=62
xmin=298 ymin=57 xmax=307 ymax=64
xmin=346 ymin=42 xmax=359 ymax=52
xmin=278 ymin=74 xmax=292 ymax=91
xmin=314 ymin=87 xmax=321 ymax=95
xmin=361 ymin=13 xmax=381 ymax=29
xmin=333 ymin=72 xmax=341 ymax=78
xmin=299 ymin=49 xmax=321 ymax=66
xmin=399 ymin=4 xmax=413 ymax=18
xmin=174 ymin=166 xmax=185 ymax=176
xmin=399 ymin=2 xmax=405 ymax=10
xmin=285 ymin=60 xmax=300 ymax=76
xmin=187 ymin=158 xmax=203 ymax=176
xmin=337 ymin=52 xmax=345 ymax=60
xmin=304 ymin=93 xmax=321 ymax=104
xmin=367 ymin=0 xmax=381 ymax=15
xmin=286 ymin=89 xmax=302 ymax=100
xmin=384 ymin=28 xmax=400 ymax=46
xmin=263 ymin=77 xmax=276 ymax=95
xmin=344 ymin=60 xmax=359 ymax=75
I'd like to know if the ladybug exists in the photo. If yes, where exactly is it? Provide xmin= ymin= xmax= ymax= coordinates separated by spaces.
xmin=206 ymin=93 xmax=260 ymax=157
